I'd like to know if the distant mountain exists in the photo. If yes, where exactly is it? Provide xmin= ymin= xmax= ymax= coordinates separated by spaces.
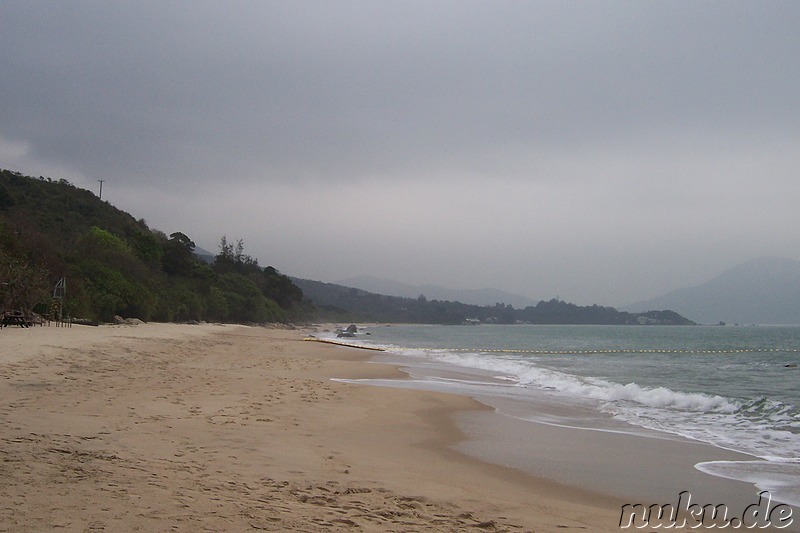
xmin=335 ymin=275 xmax=539 ymax=309
xmin=623 ymin=257 xmax=800 ymax=325
xmin=192 ymin=245 xmax=216 ymax=264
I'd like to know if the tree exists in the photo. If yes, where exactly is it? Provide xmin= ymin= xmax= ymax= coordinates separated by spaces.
xmin=215 ymin=236 xmax=235 ymax=273
xmin=162 ymin=232 xmax=197 ymax=275
xmin=0 ymin=170 xmax=318 ymax=324
xmin=214 ymin=236 xmax=259 ymax=274
xmin=169 ymin=232 xmax=195 ymax=251
xmin=0 ymin=253 xmax=53 ymax=312
xmin=215 ymin=272 xmax=284 ymax=323
xmin=260 ymin=266 xmax=303 ymax=309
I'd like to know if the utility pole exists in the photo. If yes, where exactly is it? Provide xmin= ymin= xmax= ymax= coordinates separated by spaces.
xmin=97 ymin=179 xmax=105 ymax=200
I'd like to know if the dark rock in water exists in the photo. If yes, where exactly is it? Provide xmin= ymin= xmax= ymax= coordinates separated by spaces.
xmin=785 ymin=363 xmax=797 ymax=368
xmin=345 ymin=324 xmax=358 ymax=334
xmin=337 ymin=332 xmax=356 ymax=338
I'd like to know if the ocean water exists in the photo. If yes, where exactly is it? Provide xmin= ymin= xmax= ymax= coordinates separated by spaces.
xmin=327 ymin=324 xmax=800 ymax=506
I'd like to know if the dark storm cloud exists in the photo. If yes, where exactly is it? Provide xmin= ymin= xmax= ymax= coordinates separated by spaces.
xmin=1 ymin=1 xmax=799 ymax=304
xmin=4 ymin=1 xmax=796 ymax=184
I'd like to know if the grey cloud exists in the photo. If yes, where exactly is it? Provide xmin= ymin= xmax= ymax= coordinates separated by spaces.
xmin=1 ymin=1 xmax=799 ymax=304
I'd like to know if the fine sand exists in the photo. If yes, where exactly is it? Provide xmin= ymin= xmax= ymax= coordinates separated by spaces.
xmin=0 ymin=322 xmax=627 ymax=531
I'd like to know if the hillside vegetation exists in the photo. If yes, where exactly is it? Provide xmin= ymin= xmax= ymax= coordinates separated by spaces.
xmin=0 ymin=170 xmax=310 ymax=323
xmin=1 ymin=169 xmax=694 ymax=327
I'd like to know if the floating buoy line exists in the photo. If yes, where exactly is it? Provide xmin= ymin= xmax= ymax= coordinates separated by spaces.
xmin=408 ymin=347 xmax=800 ymax=355
xmin=304 ymin=337 xmax=800 ymax=356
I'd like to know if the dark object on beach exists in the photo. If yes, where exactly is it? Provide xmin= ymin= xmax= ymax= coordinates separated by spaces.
xmin=345 ymin=324 xmax=358 ymax=334
xmin=72 ymin=318 xmax=100 ymax=327
xmin=1 ymin=310 xmax=30 ymax=328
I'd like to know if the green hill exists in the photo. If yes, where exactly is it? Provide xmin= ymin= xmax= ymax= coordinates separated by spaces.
xmin=0 ymin=169 xmax=311 ymax=324
xmin=1 ymin=169 xmax=694 ymax=327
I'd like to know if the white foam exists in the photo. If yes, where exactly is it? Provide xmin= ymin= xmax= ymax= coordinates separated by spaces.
xmin=431 ymin=350 xmax=737 ymax=412
xmin=383 ymin=346 xmax=800 ymax=463
xmin=696 ymin=460 xmax=800 ymax=508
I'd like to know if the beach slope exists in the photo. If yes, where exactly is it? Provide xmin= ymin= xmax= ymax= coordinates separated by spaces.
xmin=0 ymin=323 xmax=621 ymax=531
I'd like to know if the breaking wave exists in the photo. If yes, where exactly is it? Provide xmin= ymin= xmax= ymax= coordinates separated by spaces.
xmin=388 ymin=346 xmax=800 ymax=460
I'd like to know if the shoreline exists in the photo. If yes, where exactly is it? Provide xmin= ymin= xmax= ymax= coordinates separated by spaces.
xmin=1 ymin=322 xmax=624 ymax=531
xmin=320 ymin=325 xmax=800 ymax=525
xmin=358 ymin=352 xmax=768 ymax=510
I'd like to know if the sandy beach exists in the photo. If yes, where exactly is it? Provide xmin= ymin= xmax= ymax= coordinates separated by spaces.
xmin=0 ymin=322 xmax=634 ymax=531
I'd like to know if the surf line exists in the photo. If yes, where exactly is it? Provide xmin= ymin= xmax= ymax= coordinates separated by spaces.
xmin=303 ymin=337 xmax=386 ymax=352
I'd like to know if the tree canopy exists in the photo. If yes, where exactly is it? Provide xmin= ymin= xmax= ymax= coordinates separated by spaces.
xmin=0 ymin=169 xmax=311 ymax=323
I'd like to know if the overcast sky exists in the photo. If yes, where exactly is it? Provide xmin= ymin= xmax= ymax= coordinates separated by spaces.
xmin=2 ymin=1 xmax=799 ymax=306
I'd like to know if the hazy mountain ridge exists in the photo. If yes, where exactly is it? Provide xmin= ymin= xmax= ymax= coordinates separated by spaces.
xmin=293 ymin=277 xmax=695 ymax=326
xmin=335 ymin=275 xmax=539 ymax=309
xmin=623 ymin=256 xmax=800 ymax=325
